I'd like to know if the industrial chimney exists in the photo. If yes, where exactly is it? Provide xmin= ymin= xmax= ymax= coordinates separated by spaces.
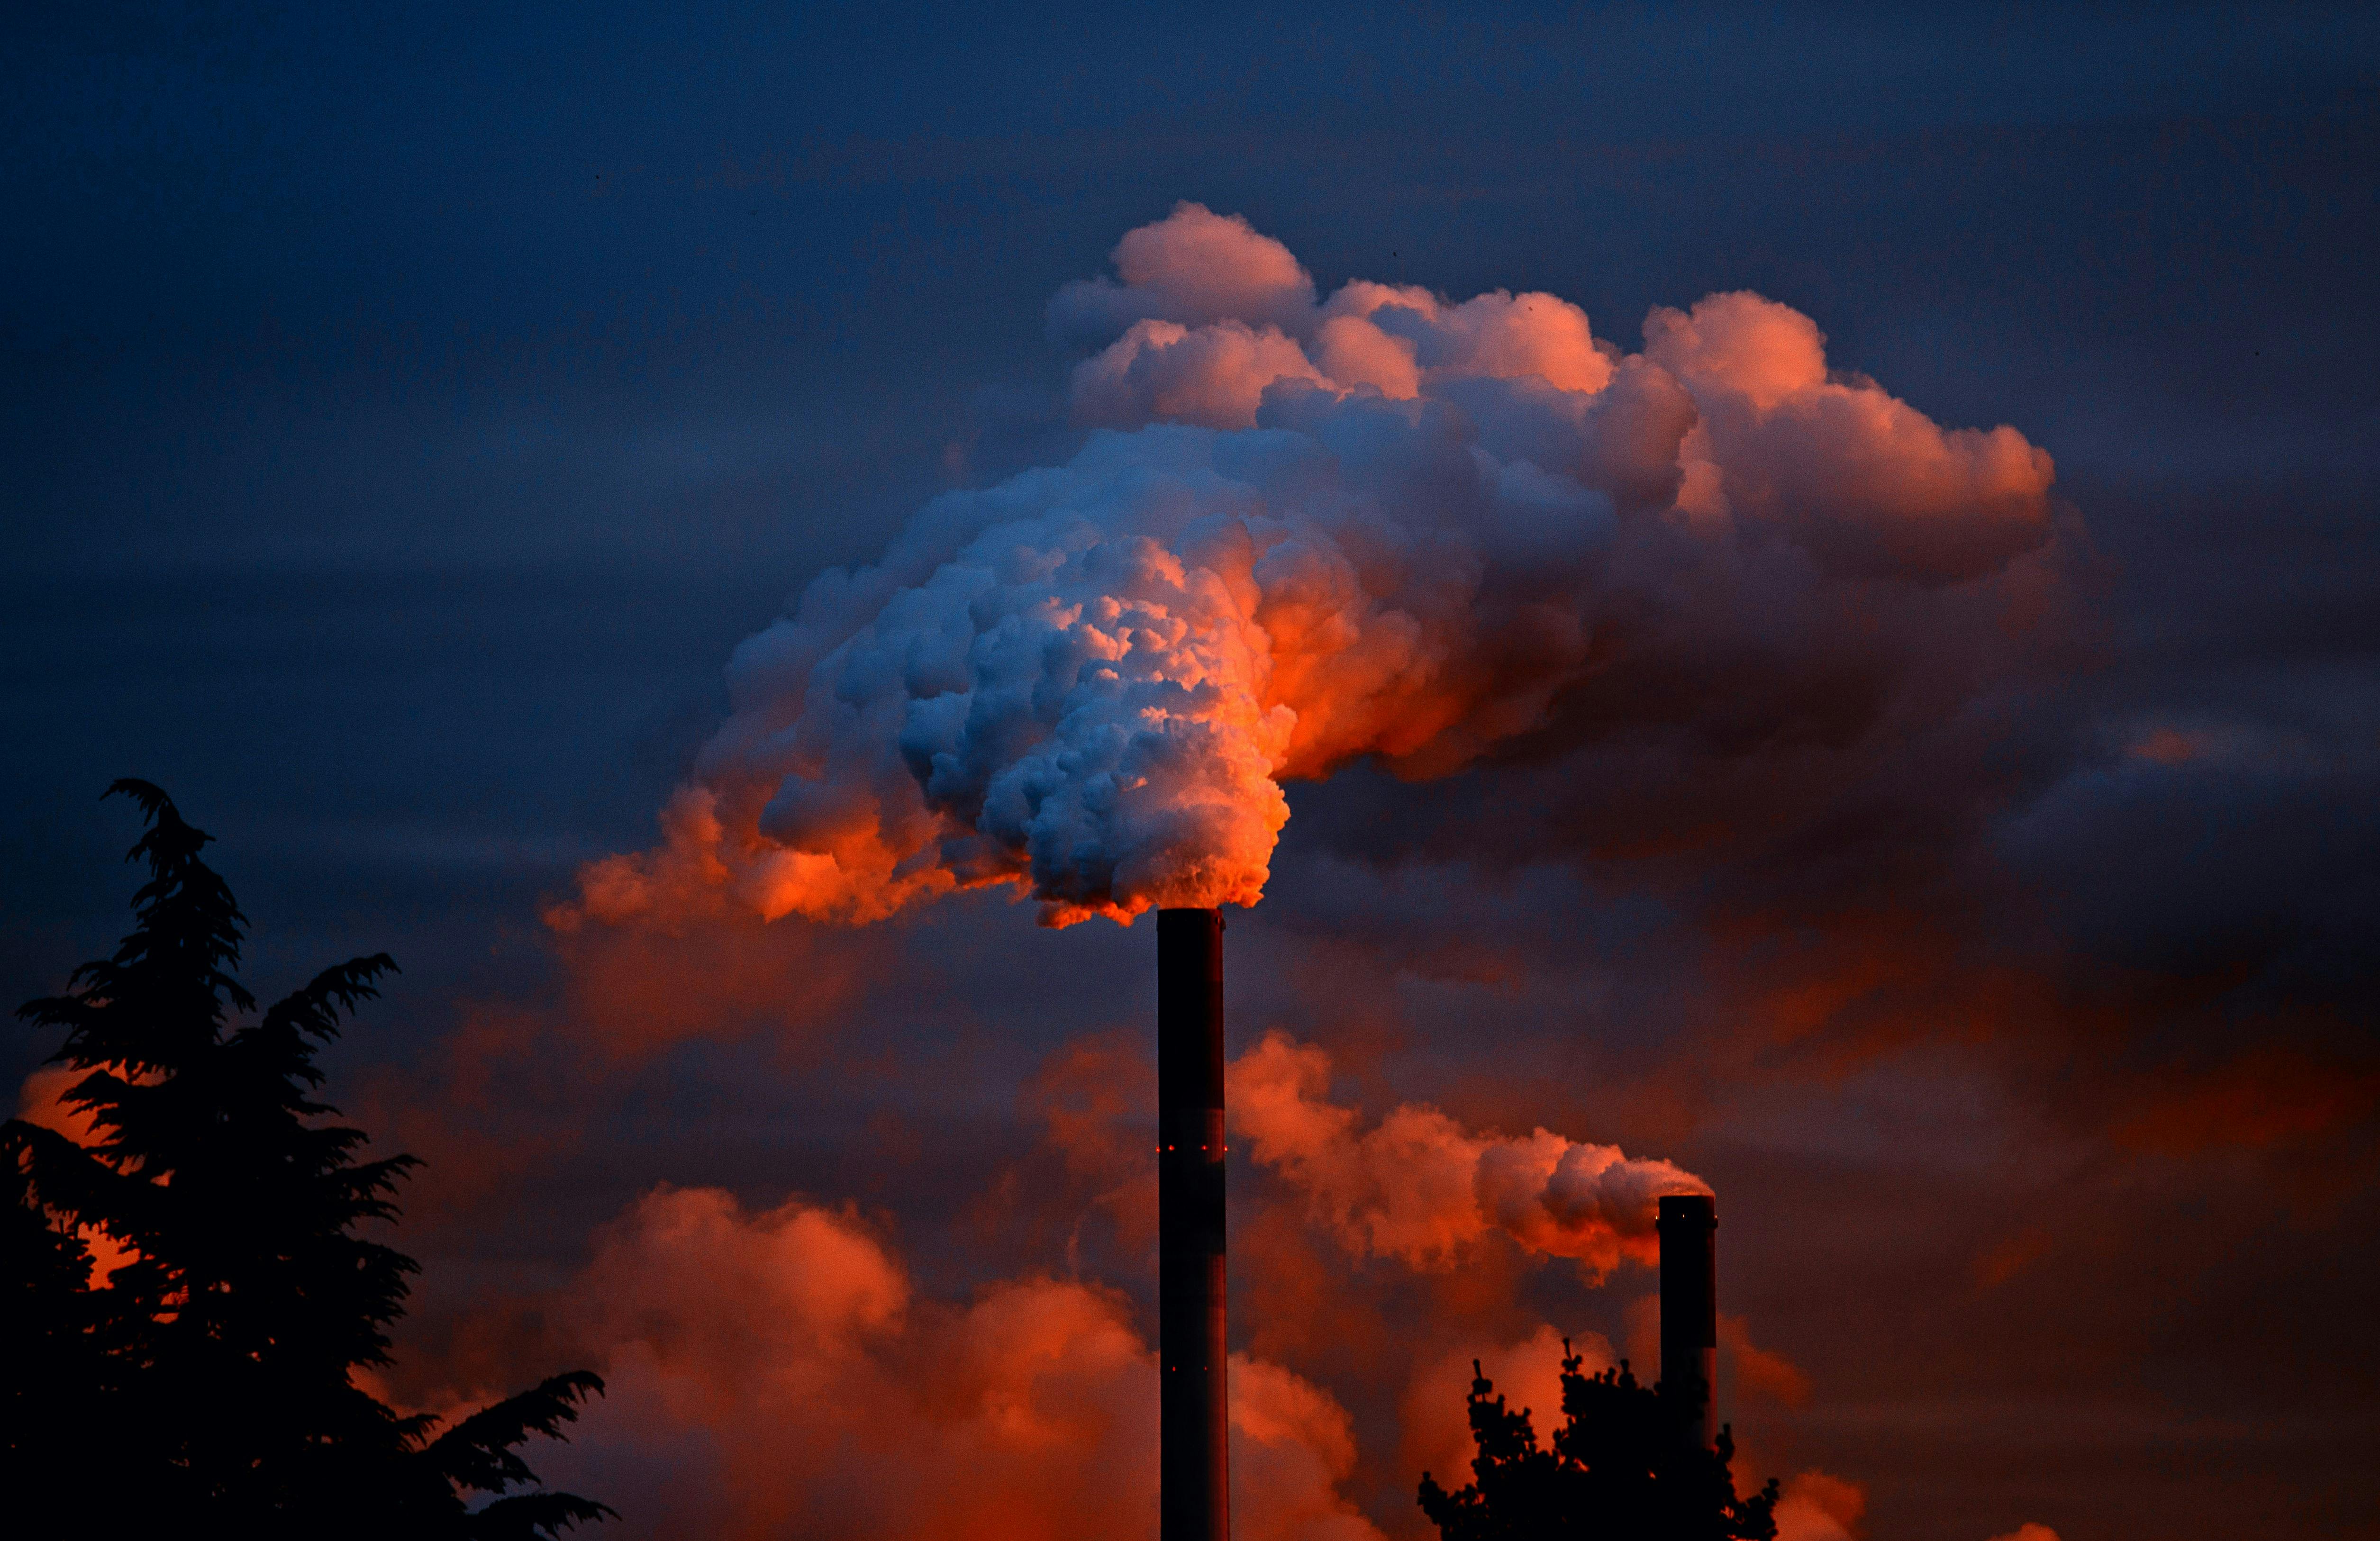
xmin=1157 ymin=908 xmax=1229 ymax=1541
xmin=1657 ymin=1193 xmax=1718 ymax=1449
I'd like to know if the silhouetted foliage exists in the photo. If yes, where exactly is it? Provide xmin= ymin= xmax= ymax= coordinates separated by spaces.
xmin=1418 ymin=1344 xmax=1780 ymax=1541
xmin=3 ymin=782 xmax=612 ymax=1540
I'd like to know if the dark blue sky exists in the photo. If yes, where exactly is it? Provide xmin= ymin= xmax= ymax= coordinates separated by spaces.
xmin=6 ymin=7 xmax=2378 ymax=1539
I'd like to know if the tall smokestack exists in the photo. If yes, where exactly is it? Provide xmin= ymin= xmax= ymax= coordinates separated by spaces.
xmin=1158 ymin=908 xmax=1229 ymax=1541
xmin=1657 ymin=1193 xmax=1718 ymax=1449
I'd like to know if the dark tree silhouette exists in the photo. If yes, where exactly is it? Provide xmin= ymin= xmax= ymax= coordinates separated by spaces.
xmin=1418 ymin=1343 xmax=1780 ymax=1541
xmin=3 ymin=781 xmax=612 ymax=1539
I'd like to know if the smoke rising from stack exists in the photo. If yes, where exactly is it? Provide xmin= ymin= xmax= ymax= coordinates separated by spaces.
xmin=560 ymin=202 xmax=2061 ymax=934
xmin=1228 ymin=1033 xmax=1708 ymax=1279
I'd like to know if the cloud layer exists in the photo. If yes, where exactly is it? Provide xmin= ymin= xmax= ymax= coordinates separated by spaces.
xmin=409 ymin=1183 xmax=1385 ymax=1541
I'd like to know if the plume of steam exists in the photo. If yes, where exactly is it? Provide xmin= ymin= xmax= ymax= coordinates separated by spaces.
xmin=1227 ymin=1032 xmax=1706 ymax=1279
xmin=564 ymin=202 xmax=2058 ymax=929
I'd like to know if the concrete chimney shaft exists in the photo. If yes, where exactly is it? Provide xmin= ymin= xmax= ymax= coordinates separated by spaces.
xmin=1657 ymin=1193 xmax=1718 ymax=1449
xmin=1157 ymin=908 xmax=1229 ymax=1541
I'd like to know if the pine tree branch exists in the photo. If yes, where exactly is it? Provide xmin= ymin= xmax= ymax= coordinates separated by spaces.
xmin=423 ymin=1373 xmax=609 ymax=1496
xmin=462 ymin=1491 xmax=618 ymax=1540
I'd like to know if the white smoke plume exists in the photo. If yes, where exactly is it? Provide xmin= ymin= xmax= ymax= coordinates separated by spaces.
xmin=1227 ymin=1032 xmax=1707 ymax=1278
xmin=564 ymin=202 xmax=2058 ymax=929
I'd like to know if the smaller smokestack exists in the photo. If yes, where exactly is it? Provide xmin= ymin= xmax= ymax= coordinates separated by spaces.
xmin=1657 ymin=1193 xmax=1717 ymax=1449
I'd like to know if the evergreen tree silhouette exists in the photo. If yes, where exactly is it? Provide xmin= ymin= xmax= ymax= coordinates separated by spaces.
xmin=1418 ymin=1343 xmax=1780 ymax=1541
xmin=3 ymin=781 xmax=613 ymax=1539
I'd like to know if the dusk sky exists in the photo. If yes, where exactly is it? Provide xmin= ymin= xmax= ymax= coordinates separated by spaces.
xmin=6 ymin=5 xmax=2378 ymax=1538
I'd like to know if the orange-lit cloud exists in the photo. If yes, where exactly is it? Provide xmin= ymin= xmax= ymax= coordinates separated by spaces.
xmin=1074 ymin=317 xmax=1329 ymax=429
xmin=1773 ymin=1470 xmax=1866 ymax=1541
xmin=1049 ymin=202 xmax=1318 ymax=344
xmin=15 ymin=1061 xmax=101 ymax=1144
xmin=2127 ymin=725 xmax=2209 ymax=765
xmin=1720 ymin=1313 xmax=1812 ymax=1408
xmin=1397 ymin=1323 xmax=1612 ymax=1495
xmin=403 ymin=1183 xmax=1386 ymax=1541
xmin=2113 ymin=1047 xmax=2380 ymax=1157
xmin=1974 ymin=1226 xmax=2054 ymax=1290
xmin=1643 ymin=291 xmax=2053 ymax=584
xmin=1017 ymin=1031 xmax=1160 ymax=1258
xmin=13 ymin=1063 xmax=136 ymax=1287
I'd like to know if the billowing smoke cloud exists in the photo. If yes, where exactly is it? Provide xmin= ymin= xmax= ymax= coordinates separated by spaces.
xmin=403 ymin=1183 xmax=1382 ymax=1541
xmin=1226 ymin=1033 xmax=1706 ymax=1279
xmin=564 ymin=202 xmax=2061 ymax=929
